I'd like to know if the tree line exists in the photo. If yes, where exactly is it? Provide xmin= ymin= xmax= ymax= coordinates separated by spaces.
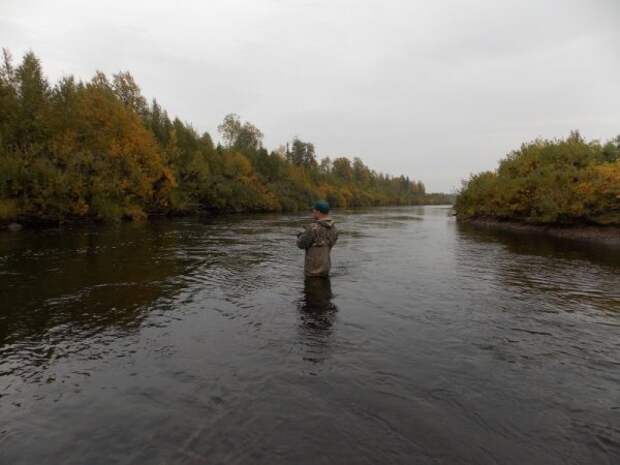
xmin=455 ymin=131 xmax=620 ymax=225
xmin=0 ymin=50 xmax=451 ymax=224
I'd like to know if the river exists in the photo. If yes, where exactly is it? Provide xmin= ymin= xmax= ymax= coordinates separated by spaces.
xmin=1 ymin=206 xmax=619 ymax=465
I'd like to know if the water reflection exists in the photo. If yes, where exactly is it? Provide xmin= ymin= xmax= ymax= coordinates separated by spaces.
xmin=456 ymin=222 xmax=620 ymax=318
xmin=0 ymin=223 xmax=188 ymax=345
xmin=299 ymin=277 xmax=337 ymax=329
xmin=457 ymin=222 xmax=620 ymax=269
xmin=0 ymin=223 xmax=197 ymax=387
xmin=297 ymin=277 xmax=337 ymax=364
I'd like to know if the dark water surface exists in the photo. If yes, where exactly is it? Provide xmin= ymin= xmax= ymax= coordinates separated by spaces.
xmin=1 ymin=206 xmax=619 ymax=465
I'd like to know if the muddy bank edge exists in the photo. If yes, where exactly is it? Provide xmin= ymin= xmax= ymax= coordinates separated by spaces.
xmin=461 ymin=218 xmax=620 ymax=246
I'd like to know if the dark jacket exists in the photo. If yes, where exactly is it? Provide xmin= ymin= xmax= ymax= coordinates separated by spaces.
xmin=296 ymin=218 xmax=338 ymax=277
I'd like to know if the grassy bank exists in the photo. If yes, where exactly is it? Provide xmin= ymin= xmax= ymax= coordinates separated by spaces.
xmin=455 ymin=132 xmax=620 ymax=226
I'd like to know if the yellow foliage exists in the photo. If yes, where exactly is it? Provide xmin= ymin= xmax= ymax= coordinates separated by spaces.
xmin=223 ymin=152 xmax=252 ymax=178
xmin=456 ymin=135 xmax=620 ymax=225
xmin=0 ymin=49 xmax=443 ymax=223
xmin=0 ymin=199 xmax=18 ymax=220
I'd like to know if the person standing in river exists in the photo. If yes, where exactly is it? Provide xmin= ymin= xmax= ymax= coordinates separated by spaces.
xmin=297 ymin=201 xmax=338 ymax=277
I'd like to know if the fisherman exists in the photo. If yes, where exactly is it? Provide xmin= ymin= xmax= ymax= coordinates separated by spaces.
xmin=296 ymin=201 xmax=338 ymax=277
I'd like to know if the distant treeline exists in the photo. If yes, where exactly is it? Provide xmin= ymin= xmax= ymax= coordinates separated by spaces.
xmin=455 ymin=131 xmax=620 ymax=225
xmin=0 ymin=50 xmax=452 ymax=224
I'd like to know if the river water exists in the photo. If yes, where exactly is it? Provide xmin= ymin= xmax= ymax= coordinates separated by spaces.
xmin=1 ymin=206 xmax=619 ymax=465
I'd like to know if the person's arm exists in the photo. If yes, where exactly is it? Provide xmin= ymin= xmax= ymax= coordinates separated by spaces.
xmin=296 ymin=225 xmax=315 ymax=249
xmin=331 ymin=226 xmax=338 ymax=247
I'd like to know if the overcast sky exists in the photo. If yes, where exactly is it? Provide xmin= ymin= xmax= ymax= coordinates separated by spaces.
xmin=1 ymin=0 xmax=619 ymax=191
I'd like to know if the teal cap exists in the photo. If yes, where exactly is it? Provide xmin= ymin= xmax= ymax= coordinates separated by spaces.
xmin=313 ymin=200 xmax=330 ymax=214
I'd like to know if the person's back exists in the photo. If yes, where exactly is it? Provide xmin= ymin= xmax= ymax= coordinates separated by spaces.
xmin=297 ymin=201 xmax=338 ymax=277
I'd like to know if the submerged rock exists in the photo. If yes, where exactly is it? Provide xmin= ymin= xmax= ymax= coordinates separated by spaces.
xmin=7 ymin=223 xmax=23 ymax=232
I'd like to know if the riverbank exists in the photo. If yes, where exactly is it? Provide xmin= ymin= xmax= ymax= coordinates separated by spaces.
xmin=462 ymin=218 xmax=620 ymax=246
xmin=2 ymin=50 xmax=452 ymax=227
xmin=453 ymin=133 xmax=620 ymax=233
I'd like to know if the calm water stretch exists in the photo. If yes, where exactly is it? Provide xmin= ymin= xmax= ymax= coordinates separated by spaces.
xmin=1 ymin=206 xmax=619 ymax=465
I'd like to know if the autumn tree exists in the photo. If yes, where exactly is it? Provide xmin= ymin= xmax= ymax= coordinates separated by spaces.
xmin=217 ymin=113 xmax=263 ymax=152
xmin=332 ymin=157 xmax=353 ymax=181
xmin=287 ymin=137 xmax=317 ymax=168
xmin=0 ymin=49 xmax=448 ymax=223
xmin=13 ymin=51 xmax=50 ymax=148
xmin=455 ymin=132 xmax=620 ymax=225
xmin=112 ymin=71 xmax=147 ymax=115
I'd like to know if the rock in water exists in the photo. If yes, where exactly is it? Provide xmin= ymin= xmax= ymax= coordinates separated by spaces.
xmin=7 ymin=223 xmax=23 ymax=232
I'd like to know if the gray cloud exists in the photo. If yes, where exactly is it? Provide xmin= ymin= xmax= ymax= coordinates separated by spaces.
xmin=1 ymin=0 xmax=619 ymax=191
